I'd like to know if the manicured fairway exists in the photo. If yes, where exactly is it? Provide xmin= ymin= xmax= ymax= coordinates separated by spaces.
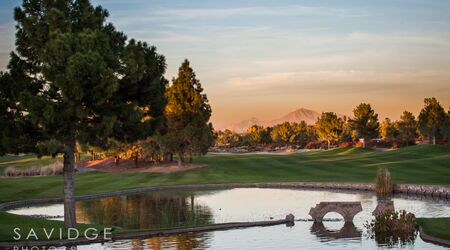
xmin=0 ymin=145 xmax=448 ymax=203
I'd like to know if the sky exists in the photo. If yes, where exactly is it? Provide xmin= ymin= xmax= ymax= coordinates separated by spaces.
xmin=1 ymin=0 xmax=449 ymax=128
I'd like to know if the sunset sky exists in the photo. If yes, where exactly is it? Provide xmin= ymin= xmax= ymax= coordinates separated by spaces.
xmin=1 ymin=0 xmax=449 ymax=128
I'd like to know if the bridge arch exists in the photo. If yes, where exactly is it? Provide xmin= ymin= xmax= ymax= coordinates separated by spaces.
xmin=309 ymin=202 xmax=362 ymax=223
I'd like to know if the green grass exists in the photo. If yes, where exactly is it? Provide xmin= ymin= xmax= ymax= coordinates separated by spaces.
xmin=0 ymin=145 xmax=448 ymax=203
xmin=0 ymin=211 xmax=107 ymax=242
xmin=417 ymin=218 xmax=450 ymax=241
xmin=0 ymin=154 xmax=62 ymax=175
xmin=0 ymin=154 xmax=92 ymax=176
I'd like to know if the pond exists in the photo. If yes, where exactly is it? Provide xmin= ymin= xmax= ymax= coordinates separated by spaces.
xmin=8 ymin=188 xmax=450 ymax=249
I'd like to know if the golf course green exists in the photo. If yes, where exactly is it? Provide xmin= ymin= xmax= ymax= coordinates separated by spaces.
xmin=0 ymin=144 xmax=449 ymax=244
xmin=0 ymin=144 xmax=448 ymax=203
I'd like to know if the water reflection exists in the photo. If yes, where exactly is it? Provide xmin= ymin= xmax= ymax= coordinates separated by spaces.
xmin=367 ymin=228 xmax=417 ymax=248
xmin=8 ymin=188 xmax=450 ymax=250
xmin=311 ymin=222 xmax=362 ymax=240
xmin=76 ymin=192 xmax=213 ymax=229
xmin=366 ymin=198 xmax=418 ymax=248
xmin=112 ymin=233 xmax=210 ymax=250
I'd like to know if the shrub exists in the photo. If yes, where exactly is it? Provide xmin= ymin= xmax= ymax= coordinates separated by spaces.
xmin=354 ymin=141 xmax=364 ymax=148
xmin=40 ymin=161 xmax=64 ymax=175
xmin=375 ymin=168 xmax=393 ymax=198
xmin=367 ymin=139 xmax=393 ymax=148
xmin=304 ymin=141 xmax=327 ymax=149
xmin=4 ymin=167 xmax=22 ymax=177
xmin=4 ymin=161 xmax=63 ymax=177
xmin=338 ymin=142 xmax=353 ymax=147
xmin=365 ymin=210 xmax=417 ymax=246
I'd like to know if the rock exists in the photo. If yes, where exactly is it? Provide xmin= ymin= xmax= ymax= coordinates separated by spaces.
xmin=285 ymin=214 xmax=295 ymax=222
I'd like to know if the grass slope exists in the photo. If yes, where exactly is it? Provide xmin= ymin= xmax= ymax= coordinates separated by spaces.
xmin=0 ymin=211 xmax=105 ymax=242
xmin=0 ymin=154 xmax=92 ymax=175
xmin=0 ymin=154 xmax=62 ymax=175
xmin=417 ymin=218 xmax=450 ymax=241
xmin=0 ymin=145 xmax=448 ymax=203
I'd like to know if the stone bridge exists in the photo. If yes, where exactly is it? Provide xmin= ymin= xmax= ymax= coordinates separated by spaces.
xmin=309 ymin=202 xmax=363 ymax=223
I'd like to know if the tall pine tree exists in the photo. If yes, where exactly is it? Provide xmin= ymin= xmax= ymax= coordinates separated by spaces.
xmin=0 ymin=0 xmax=166 ymax=227
xmin=418 ymin=98 xmax=447 ymax=144
xmin=397 ymin=111 xmax=417 ymax=146
xmin=162 ymin=59 xmax=213 ymax=165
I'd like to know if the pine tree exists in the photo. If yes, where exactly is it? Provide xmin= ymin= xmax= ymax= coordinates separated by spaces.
xmin=397 ymin=111 xmax=417 ymax=146
xmin=349 ymin=103 xmax=380 ymax=145
xmin=418 ymin=98 xmax=447 ymax=144
xmin=0 ymin=0 xmax=166 ymax=227
xmin=162 ymin=59 xmax=213 ymax=165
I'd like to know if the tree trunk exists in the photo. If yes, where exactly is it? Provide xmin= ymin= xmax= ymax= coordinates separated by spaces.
xmin=433 ymin=135 xmax=436 ymax=145
xmin=91 ymin=151 xmax=95 ymax=161
xmin=134 ymin=154 xmax=138 ymax=167
xmin=327 ymin=139 xmax=330 ymax=150
xmin=115 ymin=155 xmax=120 ymax=165
xmin=177 ymin=152 xmax=183 ymax=166
xmin=63 ymin=139 xmax=77 ymax=228
xmin=170 ymin=153 xmax=173 ymax=162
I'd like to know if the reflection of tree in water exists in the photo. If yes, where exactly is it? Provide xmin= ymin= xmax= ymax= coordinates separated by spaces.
xmin=76 ymin=192 xmax=213 ymax=229
xmin=366 ymin=229 xmax=417 ymax=247
xmin=120 ymin=233 xmax=210 ymax=250
xmin=365 ymin=199 xmax=417 ymax=247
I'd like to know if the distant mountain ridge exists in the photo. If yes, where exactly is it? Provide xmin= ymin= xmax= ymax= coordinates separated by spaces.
xmin=222 ymin=108 xmax=348 ymax=132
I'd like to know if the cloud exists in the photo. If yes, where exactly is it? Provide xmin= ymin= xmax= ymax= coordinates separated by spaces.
xmin=347 ymin=32 xmax=450 ymax=47
xmin=225 ymin=70 xmax=450 ymax=96
xmin=111 ymin=4 xmax=371 ymax=26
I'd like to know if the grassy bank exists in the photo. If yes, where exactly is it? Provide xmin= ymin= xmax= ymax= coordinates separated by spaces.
xmin=0 ymin=154 xmax=92 ymax=175
xmin=0 ymin=211 xmax=106 ymax=242
xmin=0 ymin=145 xmax=448 ymax=203
xmin=417 ymin=218 xmax=450 ymax=241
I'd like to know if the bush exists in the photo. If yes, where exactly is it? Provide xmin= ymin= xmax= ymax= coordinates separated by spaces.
xmin=375 ymin=168 xmax=393 ymax=198
xmin=365 ymin=210 xmax=417 ymax=246
xmin=4 ymin=161 xmax=63 ymax=177
xmin=338 ymin=142 xmax=353 ymax=147
xmin=304 ymin=141 xmax=327 ymax=149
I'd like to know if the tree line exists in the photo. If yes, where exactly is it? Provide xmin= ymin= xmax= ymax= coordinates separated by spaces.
xmin=215 ymin=98 xmax=449 ymax=149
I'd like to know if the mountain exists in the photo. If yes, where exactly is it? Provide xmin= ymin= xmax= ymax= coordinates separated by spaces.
xmin=226 ymin=117 xmax=263 ymax=133
xmin=268 ymin=108 xmax=320 ymax=126
xmin=221 ymin=108 xmax=348 ymax=133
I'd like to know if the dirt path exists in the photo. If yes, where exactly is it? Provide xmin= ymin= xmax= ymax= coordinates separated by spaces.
xmin=76 ymin=158 xmax=207 ymax=173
